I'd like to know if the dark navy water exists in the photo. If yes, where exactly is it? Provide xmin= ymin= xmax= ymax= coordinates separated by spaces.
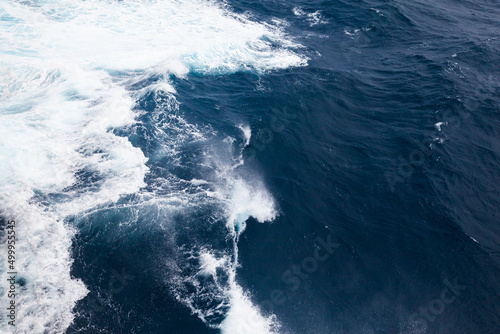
xmin=38 ymin=0 xmax=500 ymax=333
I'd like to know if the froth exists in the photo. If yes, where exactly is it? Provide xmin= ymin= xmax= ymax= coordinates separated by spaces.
xmin=0 ymin=201 xmax=88 ymax=334
xmin=0 ymin=63 xmax=148 ymax=331
xmin=220 ymin=284 xmax=280 ymax=334
xmin=1 ymin=0 xmax=306 ymax=75
xmin=226 ymin=179 xmax=277 ymax=234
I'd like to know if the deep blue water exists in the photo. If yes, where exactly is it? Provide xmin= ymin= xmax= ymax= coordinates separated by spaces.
xmin=1 ymin=0 xmax=500 ymax=333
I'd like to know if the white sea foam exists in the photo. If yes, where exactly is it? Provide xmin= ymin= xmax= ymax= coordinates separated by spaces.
xmin=1 ymin=0 xmax=306 ymax=75
xmin=170 ymin=138 xmax=280 ymax=332
xmin=0 ymin=63 xmax=148 ymax=333
xmin=220 ymin=282 xmax=280 ymax=334
xmin=210 ymin=142 xmax=279 ymax=333
xmin=1 ymin=0 xmax=304 ymax=332
xmin=187 ymin=246 xmax=280 ymax=334
xmin=238 ymin=124 xmax=252 ymax=147
xmin=293 ymin=7 xmax=328 ymax=26
xmin=0 ymin=198 xmax=88 ymax=334
xmin=434 ymin=121 xmax=448 ymax=132
xmin=198 ymin=251 xmax=228 ymax=277
xmin=225 ymin=179 xmax=277 ymax=235
xmin=344 ymin=28 xmax=361 ymax=37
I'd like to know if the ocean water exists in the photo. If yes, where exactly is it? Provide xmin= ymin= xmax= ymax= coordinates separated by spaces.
xmin=0 ymin=0 xmax=499 ymax=333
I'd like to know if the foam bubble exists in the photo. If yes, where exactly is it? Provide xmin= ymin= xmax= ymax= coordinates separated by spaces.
xmin=199 ymin=251 xmax=228 ymax=277
xmin=225 ymin=179 xmax=277 ymax=234
xmin=175 ymin=247 xmax=280 ymax=334
xmin=0 ymin=200 xmax=88 ymax=334
xmin=0 ymin=63 xmax=148 ymax=332
xmin=163 ymin=124 xmax=279 ymax=331
xmin=1 ymin=0 xmax=306 ymax=75
xmin=434 ymin=121 xmax=448 ymax=132
xmin=238 ymin=124 xmax=252 ymax=147
xmin=220 ymin=284 xmax=280 ymax=334
xmin=207 ymin=141 xmax=280 ymax=333
xmin=293 ymin=7 xmax=328 ymax=26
